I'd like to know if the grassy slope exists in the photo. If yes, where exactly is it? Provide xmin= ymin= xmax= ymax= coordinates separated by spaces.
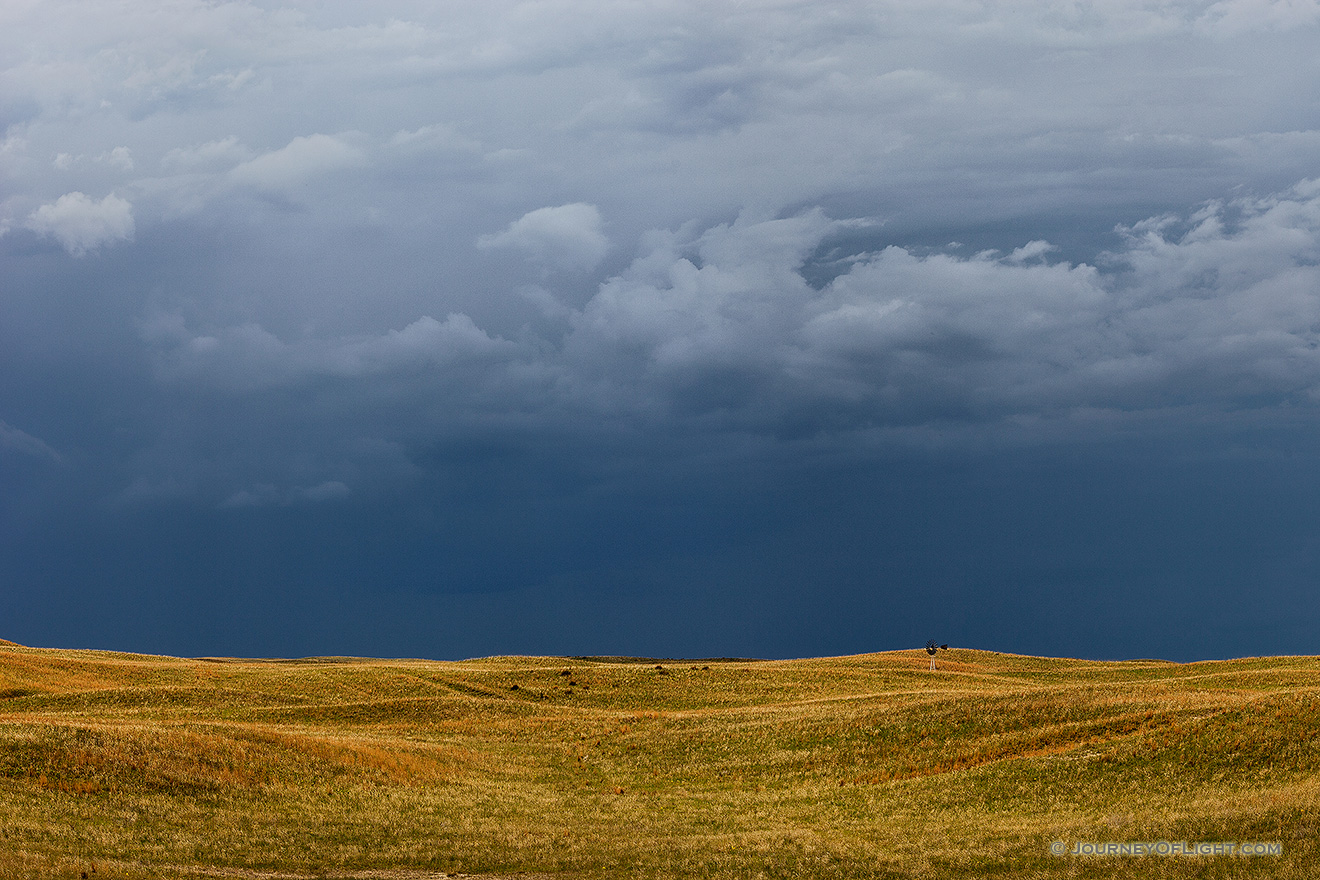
xmin=0 ymin=643 xmax=1318 ymax=879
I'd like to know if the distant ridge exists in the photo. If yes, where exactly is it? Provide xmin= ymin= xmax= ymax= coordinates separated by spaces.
xmin=0 ymin=638 xmax=21 ymax=647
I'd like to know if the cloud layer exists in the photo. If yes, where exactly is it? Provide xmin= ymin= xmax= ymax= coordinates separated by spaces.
xmin=117 ymin=178 xmax=1320 ymax=510
xmin=4 ymin=0 xmax=1320 ymax=659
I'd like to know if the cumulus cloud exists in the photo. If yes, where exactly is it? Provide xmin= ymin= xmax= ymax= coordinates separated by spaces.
xmin=26 ymin=191 xmax=134 ymax=256
xmin=97 ymin=146 xmax=133 ymax=172
xmin=50 ymin=147 xmax=133 ymax=172
xmin=478 ymin=203 xmax=610 ymax=271
xmin=144 ymin=178 xmax=1320 ymax=457
xmin=555 ymin=180 xmax=1320 ymax=432
xmin=229 ymin=133 xmax=367 ymax=191
xmin=561 ymin=210 xmax=1103 ymax=424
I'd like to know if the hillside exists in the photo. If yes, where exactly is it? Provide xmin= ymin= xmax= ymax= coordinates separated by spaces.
xmin=1 ymin=642 xmax=1317 ymax=878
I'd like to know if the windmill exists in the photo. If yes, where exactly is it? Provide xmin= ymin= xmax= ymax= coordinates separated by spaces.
xmin=925 ymin=640 xmax=948 ymax=671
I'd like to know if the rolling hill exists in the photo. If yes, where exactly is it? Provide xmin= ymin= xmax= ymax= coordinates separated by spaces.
xmin=1 ymin=641 xmax=1316 ymax=878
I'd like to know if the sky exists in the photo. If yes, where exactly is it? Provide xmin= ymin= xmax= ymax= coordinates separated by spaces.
xmin=4 ymin=0 xmax=1320 ymax=662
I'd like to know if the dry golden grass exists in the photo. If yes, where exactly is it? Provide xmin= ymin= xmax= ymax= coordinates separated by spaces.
xmin=1 ymin=642 xmax=1318 ymax=878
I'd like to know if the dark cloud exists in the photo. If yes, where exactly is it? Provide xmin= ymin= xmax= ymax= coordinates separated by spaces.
xmin=126 ymin=183 xmax=1320 ymax=483
xmin=4 ymin=0 xmax=1320 ymax=660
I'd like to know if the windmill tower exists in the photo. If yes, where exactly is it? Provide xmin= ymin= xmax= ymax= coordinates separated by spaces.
xmin=926 ymin=640 xmax=948 ymax=671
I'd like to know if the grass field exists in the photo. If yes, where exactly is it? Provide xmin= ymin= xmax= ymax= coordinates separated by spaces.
xmin=1 ymin=638 xmax=1317 ymax=879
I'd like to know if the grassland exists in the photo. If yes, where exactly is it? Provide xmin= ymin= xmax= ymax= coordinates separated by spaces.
xmin=1 ymin=639 xmax=1318 ymax=879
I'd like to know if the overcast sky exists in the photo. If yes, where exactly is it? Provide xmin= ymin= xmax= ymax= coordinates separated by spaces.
xmin=4 ymin=0 xmax=1320 ymax=661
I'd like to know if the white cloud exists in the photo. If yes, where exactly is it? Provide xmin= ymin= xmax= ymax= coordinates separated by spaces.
xmin=139 ymin=177 xmax=1320 ymax=444
xmin=478 ymin=203 xmax=610 ymax=272
xmin=1003 ymin=240 xmax=1057 ymax=263
xmin=147 ymin=313 xmax=517 ymax=392
xmin=26 ymin=191 xmax=134 ymax=256
xmin=229 ymin=133 xmax=367 ymax=191
xmin=345 ymin=314 xmax=510 ymax=372
xmin=161 ymin=136 xmax=254 ymax=173
xmin=46 ymin=147 xmax=133 ymax=172
xmin=560 ymin=179 xmax=1320 ymax=428
xmin=97 ymin=146 xmax=133 ymax=172
xmin=388 ymin=123 xmax=481 ymax=154
xmin=115 ymin=174 xmax=1320 ymax=512
xmin=206 ymin=67 xmax=255 ymax=91
xmin=568 ymin=211 xmax=832 ymax=387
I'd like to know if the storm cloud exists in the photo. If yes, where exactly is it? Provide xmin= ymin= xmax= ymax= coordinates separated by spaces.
xmin=4 ymin=0 xmax=1320 ymax=661
xmin=131 ymin=183 xmax=1320 ymax=494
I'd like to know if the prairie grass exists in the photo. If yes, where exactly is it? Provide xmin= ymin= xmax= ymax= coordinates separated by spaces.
xmin=0 ymin=644 xmax=1317 ymax=878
